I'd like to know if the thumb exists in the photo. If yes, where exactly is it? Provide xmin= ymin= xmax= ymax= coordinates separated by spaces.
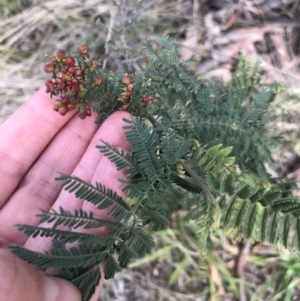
xmin=0 ymin=248 xmax=81 ymax=301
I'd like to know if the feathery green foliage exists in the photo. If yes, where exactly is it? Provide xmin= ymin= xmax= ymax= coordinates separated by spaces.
xmin=9 ymin=37 xmax=298 ymax=301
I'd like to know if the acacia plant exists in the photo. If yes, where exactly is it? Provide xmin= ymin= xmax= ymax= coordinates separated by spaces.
xmin=9 ymin=37 xmax=300 ymax=301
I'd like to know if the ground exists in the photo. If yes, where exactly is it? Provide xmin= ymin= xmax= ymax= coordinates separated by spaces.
xmin=1 ymin=1 xmax=300 ymax=300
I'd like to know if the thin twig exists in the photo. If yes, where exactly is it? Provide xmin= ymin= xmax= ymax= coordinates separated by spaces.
xmin=179 ymin=160 xmax=216 ymax=204
xmin=237 ymin=240 xmax=252 ymax=301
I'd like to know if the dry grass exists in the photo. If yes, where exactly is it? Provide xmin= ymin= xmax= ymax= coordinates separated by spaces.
xmin=1 ymin=1 xmax=300 ymax=300
xmin=0 ymin=0 xmax=112 ymax=122
xmin=0 ymin=0 xmax=193 ymax=122
xmin=1 ymin=0 xmax=299 ymax=122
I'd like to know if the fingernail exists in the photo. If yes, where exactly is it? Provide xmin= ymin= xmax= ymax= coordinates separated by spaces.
xmin=42 ymin=276 xmax=81 ymax=301
xmin=42 ymin=276 xmax=60 ymax=301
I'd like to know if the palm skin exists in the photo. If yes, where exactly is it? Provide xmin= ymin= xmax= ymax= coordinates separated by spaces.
xmin=0 ymin=88 xmax=131 ymax=301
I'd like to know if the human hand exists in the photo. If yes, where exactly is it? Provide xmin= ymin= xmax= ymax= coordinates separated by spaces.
xmin=0 ymin=88 xmax=131 ymax=301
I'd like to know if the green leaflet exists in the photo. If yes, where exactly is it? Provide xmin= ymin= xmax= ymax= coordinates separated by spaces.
xmin=37 ymin=207 xmax=124 ymax=230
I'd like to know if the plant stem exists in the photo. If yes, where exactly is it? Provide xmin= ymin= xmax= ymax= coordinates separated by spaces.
xmin=179 ymin=160 xmax=217 ymax=205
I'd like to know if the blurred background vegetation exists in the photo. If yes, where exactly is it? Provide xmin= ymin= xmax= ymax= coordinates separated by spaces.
xmin=1 ymin=1 xmax=300 ymax=300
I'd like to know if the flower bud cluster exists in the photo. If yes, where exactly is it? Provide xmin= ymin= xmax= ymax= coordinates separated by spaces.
xmin=44 ymin=45 xmax=157 ymax=120
xmin=44 ymin=45 xmax=96 ymax=119
xmin=117 ymin=74 xmax=133 ymax=112
xmin=142 ymin=95 xmax=155 ymax=106
xmin=114 ymin=74 xmax=134 ymax=112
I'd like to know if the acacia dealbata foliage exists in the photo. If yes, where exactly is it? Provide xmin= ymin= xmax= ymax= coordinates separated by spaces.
xmin=10 ymin=38 xmax=299 ymax=301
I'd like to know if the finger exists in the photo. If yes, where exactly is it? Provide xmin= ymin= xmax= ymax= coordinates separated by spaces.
xmin=0 ymin=248 xmax=81 ymax=301
xmin=23 ymin=111 xmax=131 ymax=251
xmin=0 ymin=88 xmax=75 ymax=208
xmin=90 ymin=264 xmax=105 ymax=301
xmin=0 ymin=109 xmax=99 ymax=245
xmin=79 ymin=145 xmax=129 ymax=235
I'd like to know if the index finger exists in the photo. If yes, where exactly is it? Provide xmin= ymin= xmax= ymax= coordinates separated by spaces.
xmin=0 ymin=88 xmax=75 ymax=208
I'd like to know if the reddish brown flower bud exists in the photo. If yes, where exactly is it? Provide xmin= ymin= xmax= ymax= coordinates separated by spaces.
xmin=85 ymin=108 xmax=92 ymax=116
xmin=58 ymin=106 xmax=68 ymax=116
xmin=127 ymin=83 xmax=134 ymax=91
xmin=122 ymin=74 xmax=131 ymax=85
xmin=142 ymin=96 xmax=149 ymax=104
xmin=77 ymin=44 xmax=89 ymax=54
xmin=45 ymin=80 xmax=55 ymax=90
xmin=78 ymin=111 xmax=86 ymax=119
xmin=121 ymin=105 xmax=128 ymax=111
xmin=61 ymin=97 xmax=70 ymax=105
xmin=46 ymin=88 xmax=51 ymax=93
xmin=67 ymin=103 xmax=75 ymax=111
xmin=61 ymin=67 xmax=67 ymax=74
xmin=44 ymin=63 xmax=54 ymax=73
xmin=50 ymin=56 xmax=57 ymax=65
xmin=62 ymin=74 xmax=72 ymax=82
xmin=72 ymin=84 xmax=80 ymax=92
xmin=75 ymin=69 xmax=82 ymax=77
xmin=95 ymin=77 xmax=102 ymax=86
xmin=71 ymin=77 xmax=79 ymax=84
xmin=57 ymin=82 xmax=66 ymax=91
xmin=55 ymin=77 xmax=63 ymax=84
xmin=56 ymin=51 xmax=65 ymax=61
xmin=89 ymin=66 xmax=96 ymax=73
xmin=68 ymin=66 xmax=76 ymax=75
xmin=149 ymin=95 xmax=155 ymax=101
xmin=124 ymin=90 xmax=131 ymax=98
xmin=65 ymin=56 xmax=75 ymax=67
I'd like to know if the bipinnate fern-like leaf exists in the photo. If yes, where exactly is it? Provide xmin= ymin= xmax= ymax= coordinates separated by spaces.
xmin=37 ymin=207 xmax=123 ymax=230
xmin=171 ymin=173 xmax=203 ymax=194
xmin=123 ymin=116 xmax=161 ymax=182
xmin=205 ymin=172 xmax=219 ymax=194
xmin=155 ymin=119 xmax=191 ymax=165
xmin=124 ymin=226 xmax=155 ymax=254
xmin=220 ymin=174 xmax=234 ymax=195
xmin=9 ymin=242 xmax=107 ymax=269
xmin=9 ymin=37 xmax=300 ymax=301
xmin=219 ymin=197 xmax=300 ymax=249
xmin=96 ymin=140 xmax=140 ymax=177
xmin=15 ymin=224 xmax=117 ymax=245
xmin=143 ymin=38 xmax=280 ymax=181
xmin=56 ymin=174 xmax=131 ymax=220
xmin=70 ymin=266 xmax=101 ymax=301
xmin=194 ymin=143 xmax=300 ymax=250
xmin=272 ymin=198 xmax=300 ymax=213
